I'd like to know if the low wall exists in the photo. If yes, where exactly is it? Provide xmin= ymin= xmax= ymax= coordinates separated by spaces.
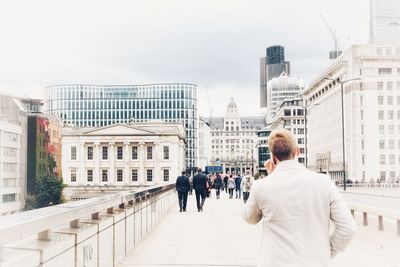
xmin=0 ymin=184 xmax=177 ymax=267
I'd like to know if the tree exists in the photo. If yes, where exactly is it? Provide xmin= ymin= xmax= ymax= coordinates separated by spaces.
xmin=34 ymin=175 xmax=65 ymax=208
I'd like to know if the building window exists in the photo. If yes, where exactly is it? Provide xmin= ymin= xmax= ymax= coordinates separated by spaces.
xmin=300 ymin=148 xmax=305 ymax=154
xmin=71 ymin=169 xmax=77 ymax=182
xmin=377 ymin=82 xmax=383 ymax=90
xmin=298 ymin=128 xmax=305 ymax=134
xmin=380 ymin=171 xmax=386 ymax=181
xmin=87 ymin=169 xmax=93 ymax=182
xmin=378 ymin=110 xmax=384 ymax=120
xmin=378 ymin=96 xmax=383 ymax=105
xmin=102 ymin=169 xmax=108 ymax=182
xmin=131 ymin=169 xmax=138 ymax=182
xmin=163 ymin=169 xmax=170 ymax=182
xmin=163 ymin=146 xmax=169 ymax=160
xmin=102 ymin=146 xmax=108 ymax=160
xmin=388 ymin=96 xmax=393 ymax=105
xmin=117 ymin=146 xmax=123 ymax=160
xmin=71 ymin=146 xmax=77 ymax=160
xmin=297 ymin=138 xmax=304 ymax=144
xmin=362 ymin=155 xmax=365 ymax=165
xmin=87 ymin=146 xmax=93 ymax=160
xmin=146 ymin=169 xmax=153 ymax=182
xmin=389 ymin=140 xmax=395 ymax=149
xmin=132 ymin=146 xmax=138 ymax=160
xmin=147 ymin=146 xmax=153 ymax=160
xmin=298 ymin=158 xmax=305 ymax=163
xmin=379 ymin=140 xmax=385 ymax=149
xmin=284 ymin=109 xmax=291 ymax=116
xmin=379 ymin=125 xmax=384 ymax=135
xmin=378 ymin=68 xmax=392 ymax=75
xmin=117 ymin=169 xmax=123 ymax=182
xmin=2 ymin=194 xmax=16 ymax=203
xmin=389 ymin=155 xmax=395 ymax=165
xmin=379 ymin=155 xmax=385 ymax=165
xmin=387 ymin=82 xmax=393 ymax=90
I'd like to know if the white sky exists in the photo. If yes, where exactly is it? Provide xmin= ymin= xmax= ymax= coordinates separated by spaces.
xmin=0 ymin=0 xmax=369 ymax=117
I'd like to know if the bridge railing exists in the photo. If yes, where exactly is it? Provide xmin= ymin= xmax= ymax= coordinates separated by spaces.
xmin=0 ymin=183 xmax=177 ymax=267
xmin=345 ymin=200 xmax=400 ymax=237
xmin=340 ymin=182 xmax=400 ymax=189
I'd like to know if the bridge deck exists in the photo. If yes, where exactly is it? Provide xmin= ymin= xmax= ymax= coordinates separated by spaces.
xmin=119 ymin=191 xmax=400 ymax=267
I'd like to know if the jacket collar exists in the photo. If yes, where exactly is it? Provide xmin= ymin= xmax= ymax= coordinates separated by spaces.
xmin=273 ymin=159 xmax=304 ymax=173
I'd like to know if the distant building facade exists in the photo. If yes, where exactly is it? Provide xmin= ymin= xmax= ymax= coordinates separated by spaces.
xmin=269 ymin=98 xmax=306 ymax=165
xmin=260 ymin=45 xmax=291 ymax=108
xmin=265 ymin=72 xmax=304 ymax=123
xmin=304 ymin=42 xmax=400 ymax=182
xmin=27 ymin=114 xmax=63 ymax=194
xmin=370 ymin=0 xmax=400 ymax=43
xmin=61 ymin=122 xmax=185 ymax=187
xmin=198 ymin=118 xmax=212 ymax=170
xmin=44 ymin=83 xmax=198 ymax=168
xmin=256 ymin=127 xmax=271 ymax=175
xmin=206 ymin=99 xmax=265 ymax=174
xmin=0 ymin=95 xmax=27 ymax=215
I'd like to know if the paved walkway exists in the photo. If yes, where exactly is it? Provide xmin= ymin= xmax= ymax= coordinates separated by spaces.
xmin=119 ymin=191 xmax=400 ymax=267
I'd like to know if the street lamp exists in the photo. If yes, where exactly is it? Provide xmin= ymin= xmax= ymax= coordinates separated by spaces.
xmin=323 ymin=77 xmax=361 ymax=191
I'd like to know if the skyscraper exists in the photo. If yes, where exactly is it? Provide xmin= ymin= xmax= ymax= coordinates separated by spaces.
xmin=44 ymin=83 xmax=198 ymax=168
xmin=260 ymin=45 xmax=291 ymax=107
xmin=370 ymin=0 xmax=400 ymax=43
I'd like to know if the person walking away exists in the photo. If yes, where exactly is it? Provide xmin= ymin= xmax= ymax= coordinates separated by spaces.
xmin=223 ymin=174 xmax=229 ymax=193
xmin=175 ymin=171 xmax=190 ymax=212
xmin=243 ymin=129 xmax=357 ymax=266
xmin=241 ymin=170 xmax=254 ymax=204
xmin=214 ymin=174 xmax=223 ymax=199
xmin=235 ymin=173 xmax=242 ymax=199
xmin=188 ymin=175 xmax=193 ymax=195
xmin=227 ymin=175 xmax=235 ymax=199
xmin=193 ymin=168 xmax=207 ymax=212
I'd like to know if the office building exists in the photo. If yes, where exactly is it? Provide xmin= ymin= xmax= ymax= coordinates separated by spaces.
xmin=0 ymin=95 xmax=27 ymax=215
xmin=304 ymin=43 xmax=400 ymax=182
xmin=198 ymin=118 xmax=212 ymax=170
xmin=269 ymin=97 xmax=306 ymax=165
xmin=44 ymin=83 xmax=198 ymax=168
xmin=265 ymin=72 xmax=304 ymax=122
xmin=260 ymin=45 xmax=291 ymax=108
xmin=370 ymin=0 xmax=400 ymax=43
xmin=206 ymin=98 xmax=265 ymax=174
xmin=256 ymin=127 xmax=271 ymax=175
xmin=61 ymin=122 xmax=185 ymax=188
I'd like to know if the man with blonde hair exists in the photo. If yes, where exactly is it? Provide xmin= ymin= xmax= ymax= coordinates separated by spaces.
xmin=243 ymin=129 xmax=356 ymax=266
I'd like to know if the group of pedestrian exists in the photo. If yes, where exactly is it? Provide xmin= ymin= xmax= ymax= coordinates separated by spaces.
xmin=175 ymin=169 xmax=255 ymax=212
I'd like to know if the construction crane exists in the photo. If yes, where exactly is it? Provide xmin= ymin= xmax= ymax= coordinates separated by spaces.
xmin=320 ymin=14 xmax=341 ymax=59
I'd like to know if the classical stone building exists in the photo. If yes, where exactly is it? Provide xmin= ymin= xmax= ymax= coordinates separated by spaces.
xmin=62 ymin=121 xmax=185 ymax=188
xmin=204 ymin=99 xmax=265 ymax=174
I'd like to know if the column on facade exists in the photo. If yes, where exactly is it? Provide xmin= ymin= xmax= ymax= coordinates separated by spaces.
xmin=94 ymin=142 xmax=100 ymax=185
xmin=139 ymin=141 xmax=145 ymax=185
xmin=154 ymin=142 xmax=160 ymax=184
xmin=178 ymin=140 xmax=184 ymax=177
xmin=109 ymin=141 xmax=115 ymax=184
xmin=124 ymin=141 xmax=130 ymax=185
xmin=78 ymin=142 xmax=85 ymax=184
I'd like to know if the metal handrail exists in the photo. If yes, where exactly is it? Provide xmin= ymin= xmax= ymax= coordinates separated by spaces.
xmin=0 ymin=183 xmax=175 ymax=247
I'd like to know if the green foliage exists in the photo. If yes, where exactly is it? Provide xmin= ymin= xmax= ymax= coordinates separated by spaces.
xmin=32 ymin=175 xmax=65 ymax=208
xmin=254 ymin=172 xmax=261 ymax=180
xmin=24 ymin=194 xmax=37 ymax=211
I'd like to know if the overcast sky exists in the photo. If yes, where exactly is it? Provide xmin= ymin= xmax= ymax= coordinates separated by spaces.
xmin=0 ymin=0 xmax=370 ymax=117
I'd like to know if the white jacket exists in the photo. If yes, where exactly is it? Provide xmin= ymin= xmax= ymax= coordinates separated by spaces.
xmin=241 ymin=175 xmax=255 ymax=193
xmin=242 ymin=160 xmax=357 ymax=267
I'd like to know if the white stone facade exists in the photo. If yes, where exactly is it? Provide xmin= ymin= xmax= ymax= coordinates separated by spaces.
xmin=269 ymin=98 xmax=306 ymax=165
xmin=0 ymin=95 xmax=27 ymax=216
xmin=207 ymin=99 xmax=265 ymax=174
xmin=198 ymin=118 xmax=212 ymax=169
xmin=62 ymin=122 xmax=185 ymax=187
xmin=266 ymin=72 xmax=304 ymax=123
xmin=304 ymin=43 xmax=400 ymax=182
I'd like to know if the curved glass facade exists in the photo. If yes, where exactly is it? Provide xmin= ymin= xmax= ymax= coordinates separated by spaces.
xmin=44 ymin=83 xmax=198 ymax=167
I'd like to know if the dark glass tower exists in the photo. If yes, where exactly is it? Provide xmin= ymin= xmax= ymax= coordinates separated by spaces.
xmin=260 ymin=45 xmax=291 ymax=108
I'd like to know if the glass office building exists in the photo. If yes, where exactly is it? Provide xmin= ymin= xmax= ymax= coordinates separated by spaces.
xmin=44 ymin=83 xmax=198 ymax=167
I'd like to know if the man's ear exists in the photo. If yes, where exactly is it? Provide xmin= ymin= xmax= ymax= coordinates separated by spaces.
xmin=294 ymin=147 xmax=300 ymax=158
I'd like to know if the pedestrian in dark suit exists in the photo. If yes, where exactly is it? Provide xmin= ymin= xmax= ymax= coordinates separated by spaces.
xmin=192 ymin=168 xmax=207 ymax=212
xmin=176 ymin=171 xmax=190 ymax=212
xmin=214 ymin=174 xmax=223 ymax=199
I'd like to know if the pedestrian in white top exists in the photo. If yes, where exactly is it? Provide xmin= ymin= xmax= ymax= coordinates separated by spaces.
xmin=241 ymin=170 xmax=254 ymax=204
xmin=243 ymin=129 xmax=357 ymax=267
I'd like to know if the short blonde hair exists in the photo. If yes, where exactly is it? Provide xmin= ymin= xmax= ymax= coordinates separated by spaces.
xmin=268 ymin=129 xmax=298 ymax=161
